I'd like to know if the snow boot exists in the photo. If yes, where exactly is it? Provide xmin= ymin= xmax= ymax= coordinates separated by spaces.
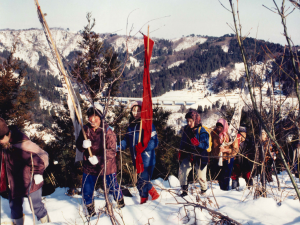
xmin=13 ymin=215 xmax=24 ymax=225
xmin=149 ymin=186 xmax=160 ymax=201
xmin=140 ymin=197 xmax=148 ymax=204
xmin=40 ymin=214 xmax=51 ymax=223
xmin=180 ymin=185 xmax=188 ymax=197
xmin=86 ymin=202 xmax=96 ymax=217
xmin=116 ymin=197 xmax=125 ymax=209
xmin=231 ymin=180 xmax=239 ymax=190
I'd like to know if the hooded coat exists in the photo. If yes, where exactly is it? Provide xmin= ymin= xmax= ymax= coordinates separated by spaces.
xmin=210 ymin=119 xmax=239 ymax=161
xmin=179 ymin=110 xmax=209 ymax=169
xmin=0 ymin=126 xmax=48 ymax=199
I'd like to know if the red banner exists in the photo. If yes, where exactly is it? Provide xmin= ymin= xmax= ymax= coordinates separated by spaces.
xmin=135 ymin=35 xmax=154 ymax=173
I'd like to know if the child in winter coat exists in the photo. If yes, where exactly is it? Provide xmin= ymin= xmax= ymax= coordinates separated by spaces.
xmin=178 ymin=110 xmax=209 ymax=196
xmin=76 ymin=103 xmax=124 ymax=216
xmin=0 ymin=118 xmax=50 ymax=224
xmin=258 ymin=130 xmax=277 ymax=183
xmin=210 ymin=118 xmax=239 ymax=191
xmin=230 ymin=127 xmax=254 ymax=189
xmin=119 ymin=101 xmax=159 ymax=204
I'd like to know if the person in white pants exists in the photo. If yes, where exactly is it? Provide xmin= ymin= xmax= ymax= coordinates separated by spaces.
xmin=178 ymin=110 xmax=209 ymax=196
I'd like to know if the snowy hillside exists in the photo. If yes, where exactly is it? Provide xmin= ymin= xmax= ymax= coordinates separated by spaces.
xmin=1 ymin=172 xmax=299 ymax=225
xmin=0 ymin=29 xmax=209 ymax=77
xmin=173 ymin=36 xmax=207 ymax=51
xmin=0 ymin=29 xmax=83 ymax=76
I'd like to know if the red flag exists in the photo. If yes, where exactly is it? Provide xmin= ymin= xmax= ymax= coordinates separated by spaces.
xmin=135 ymin=35 xmax=154 ymax=173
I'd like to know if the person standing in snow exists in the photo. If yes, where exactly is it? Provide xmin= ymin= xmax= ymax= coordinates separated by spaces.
xmin=257 ymin=130 xmax=277 ymax=183
xmin=76 ymin=103 xmax=124 ymax=216
xmin=119 ymin=101 xmax=159 ymax=204
xmin=210 ymin=118 xmax=239 ymax=191
xmin=178 ymin=110 xmax=209 ymax=196
xmin=230 ymin=127 xmax=254 ymax=189
xmin=0 ymin=118 xmax=50 ymax=224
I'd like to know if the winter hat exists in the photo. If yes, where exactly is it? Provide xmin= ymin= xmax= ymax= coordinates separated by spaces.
xmin=238 ymin=126 xmax=247 ymax=133
xmin=87 ymin=102 xmax=104 ymax=118
xmin=0 ymin=118 xmax=9 ymax=137
xmin=185 ymin=109 xmax=201 ymax=127
xmin=130 ymin=101 xmax=142 ymax=111
xmin=217 ymin=118 xmax=229 ymax=143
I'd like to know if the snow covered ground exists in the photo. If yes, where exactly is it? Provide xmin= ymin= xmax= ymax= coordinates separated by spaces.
xmin=1 ymin=172 xmax=300 ymax=225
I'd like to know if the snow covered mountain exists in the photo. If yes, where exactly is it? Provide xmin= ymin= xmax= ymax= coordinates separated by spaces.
xmin=0 ymin=29 xmax=210 ymax=77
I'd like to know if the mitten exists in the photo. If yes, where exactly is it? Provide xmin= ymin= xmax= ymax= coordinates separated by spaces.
xmin=190 ymin=137 xmax=200 ymax=146
xmin=83 ymin=139 xmax=92 ymax=148
xmin=88 ymin=155 xmax=99 ymax=165
xmin=34 ymin=174 xmax=44 ymax=185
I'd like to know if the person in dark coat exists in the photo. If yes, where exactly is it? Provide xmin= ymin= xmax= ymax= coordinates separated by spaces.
xmin=0 ymin=118 xmax=50 ymax=224
xmin=76 ymin=103 xmax=124 ymax=216
xmin=119 ymin=101 xmax=159 ymax=204
xmin=178 ymin=110 xmax=209 ymax=196
xmin=231 ymin=127 xmax=254 ymax=189
xmin=257 ymin=130 xmax=277 ymax=183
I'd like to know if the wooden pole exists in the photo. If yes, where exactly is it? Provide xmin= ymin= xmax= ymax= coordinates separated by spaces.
xmin=138 ymin=119 xmax=143 ymax=143
xmin=147 ymin=25 xmax=150 ymax=57
xmin=138 ymin=25 xmax=150 ymax=143
xmin=34 ymin=0 xmax=92 ymax=156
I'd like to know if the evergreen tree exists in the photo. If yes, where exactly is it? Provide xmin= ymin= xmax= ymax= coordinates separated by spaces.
xmin=0 ymin=46 xmax=36 ymax=128
xmin=71 ymin=13 xmax=122 ymax=102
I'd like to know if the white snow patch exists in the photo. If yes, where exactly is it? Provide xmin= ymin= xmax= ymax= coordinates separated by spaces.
xmin=222 ymin=45 xmax=229 ymax=52
xmin=168 ymin=60 xmax=185 ymax=69
xmin=173 ymin=36 xmax=207 ymax=51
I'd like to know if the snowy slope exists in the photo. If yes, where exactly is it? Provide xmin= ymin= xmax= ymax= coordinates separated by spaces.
xmin=1 ymin=172 xmax=299 ymax=225
xmin=173 ymin=36 xmax=207 ymax=51
xmin=0 ymin=29 xmax=83 ymax=76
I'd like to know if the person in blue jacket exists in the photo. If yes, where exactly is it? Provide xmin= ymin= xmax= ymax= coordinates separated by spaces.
xmin=119 ymin=101 xmax=159 ymax=204
xmin=178 ymin=109 xmax=209 ymax=196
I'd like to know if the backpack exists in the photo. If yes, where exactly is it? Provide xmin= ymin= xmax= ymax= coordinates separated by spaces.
xmin=198 ymin=126 xmax=212 ymax=152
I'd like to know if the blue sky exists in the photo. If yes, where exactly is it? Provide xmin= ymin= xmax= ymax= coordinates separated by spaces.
xmin=1 ymin=0 xmax=299 ymax=45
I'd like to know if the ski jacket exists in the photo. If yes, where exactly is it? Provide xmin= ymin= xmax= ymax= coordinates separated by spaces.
xmin=0 ymin=126 xmax=48 ymax=199
xmin=179 ymin=125 xmax=209 ymax=170
xmin=211 ymin=128 xmax=239 ymax=161
xmin=76 ymin=123 xmax=117 ymax=176
xmin=120 ymin=123 xmax=158 ymax=168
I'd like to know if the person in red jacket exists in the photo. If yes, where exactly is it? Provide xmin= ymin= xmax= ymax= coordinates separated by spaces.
xmin=0 ymin=118 xmax=50 ymax=224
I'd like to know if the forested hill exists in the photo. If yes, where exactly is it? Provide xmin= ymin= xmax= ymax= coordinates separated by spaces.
xmin=0 ymin=29 xmax=285 ymax=100
xmin=118 ymin=35 xmax=284 ymax=97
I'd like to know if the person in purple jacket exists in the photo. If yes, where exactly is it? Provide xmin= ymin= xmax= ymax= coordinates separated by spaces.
xmin=0 ymin=118 xmax=50 ymax=224
xmin=76 ymin=104 xmax=124 ymax=217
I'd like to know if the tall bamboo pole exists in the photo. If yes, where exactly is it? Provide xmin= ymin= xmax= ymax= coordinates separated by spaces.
xmin=34 ymin=0 xmax=92 ymax=157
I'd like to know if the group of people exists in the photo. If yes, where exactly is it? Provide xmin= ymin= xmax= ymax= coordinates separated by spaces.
xmin=0 ymin=101 xmax=278 ymax=223
xmin=177 ymin=111 xmax=250 ymax=196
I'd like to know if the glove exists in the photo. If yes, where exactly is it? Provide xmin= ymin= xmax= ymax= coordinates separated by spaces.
xmin=83 ymin=139 xmax=92 ymax=149
xmin=190 ymin=137 xmax=200 ymax=146
xmin=34 ymin=174 xmax=44 ymax=185
xmin=88 ymin=155 xmax=99 ymax=165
